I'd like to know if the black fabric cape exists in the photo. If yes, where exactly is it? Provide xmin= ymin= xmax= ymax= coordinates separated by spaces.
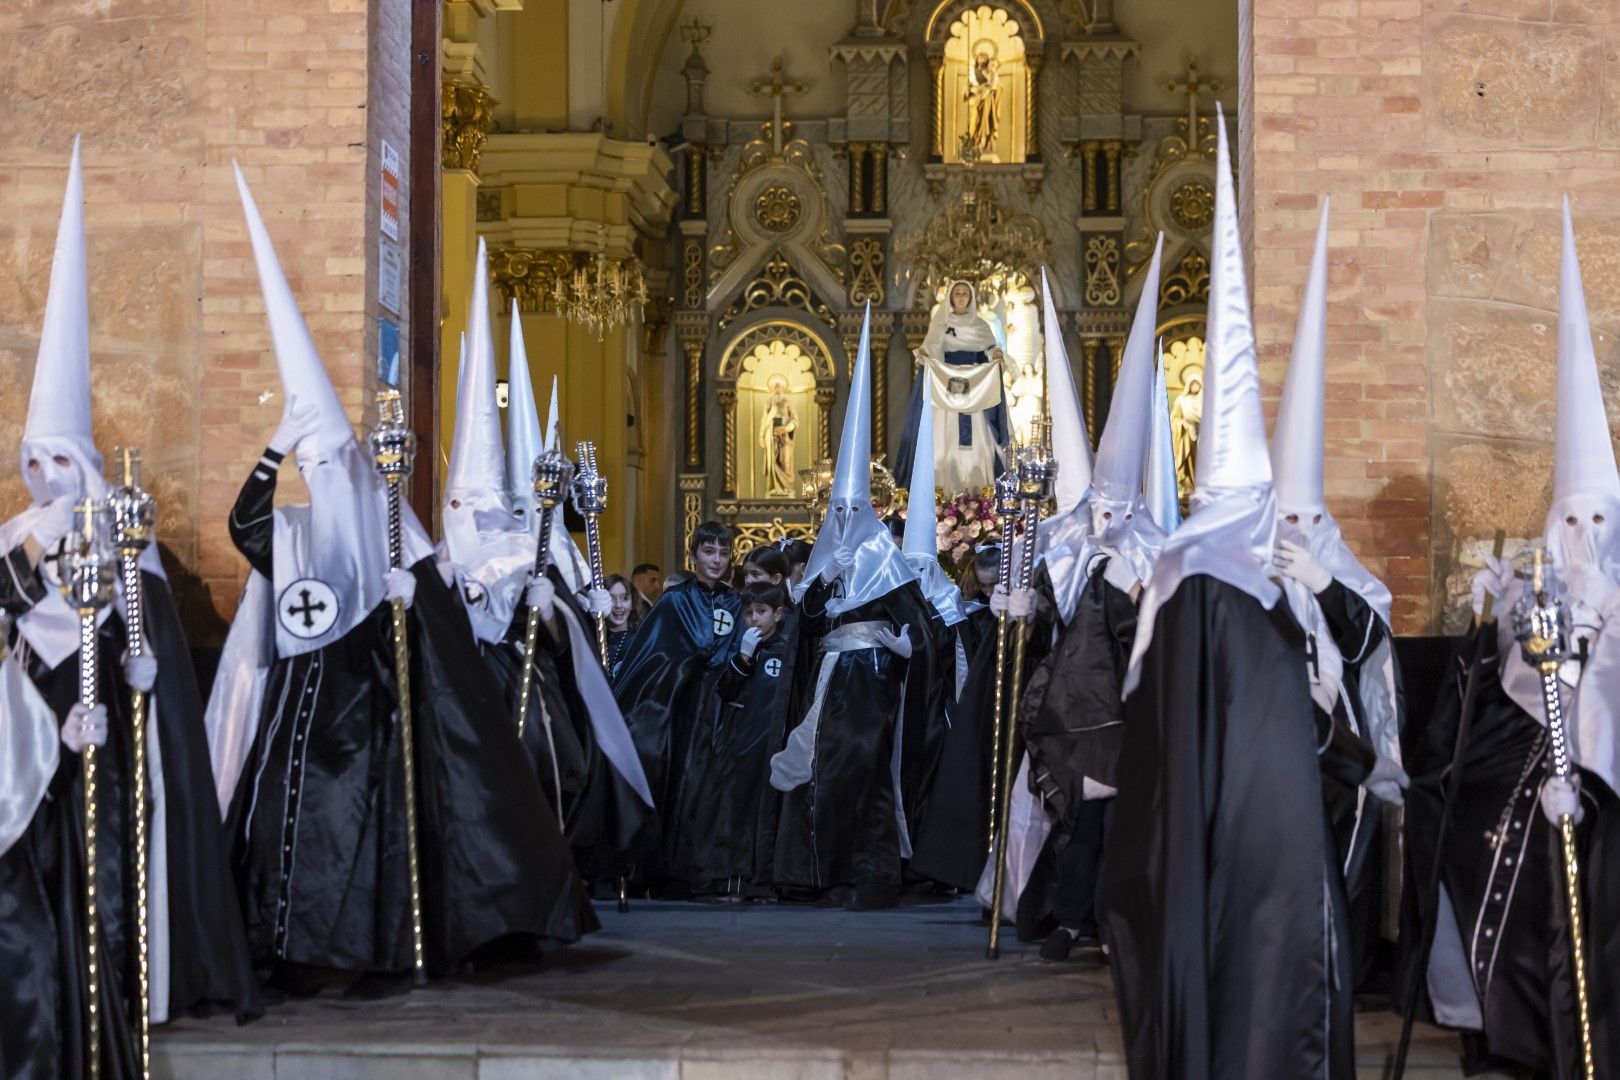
xmin=491 ymin=570 xmax=651 ymax=882
xmin=1397 ymin=624 xmax=1619 ymax=1078
xmin=226 ymin=460 xmax=593 ymax=974
xmin=610 ymin=577 xmax=742 ymax=878
xmin=673 ymin=628 xmax=799 ymax=888
xmin=907 ymin=578 xmax=1055 ymax=892
xmin=898 ymin=610 xmax=957 ymax=836
xmin=1100 ymin=574 xmax=1355 ymax=1080
xmin=0 ymin=551 xmax=259 ymax=1079
xmin=772 ymin=576 xmax=939 ymax=893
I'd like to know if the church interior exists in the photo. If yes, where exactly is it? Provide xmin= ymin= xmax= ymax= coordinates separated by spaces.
xmin=2 ymin=1 xmax=1616 ymax=1077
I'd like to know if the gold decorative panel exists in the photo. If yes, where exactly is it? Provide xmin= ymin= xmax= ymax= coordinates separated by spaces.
xmin=849 ymin=238 xmax=886 ymax=306
xmin=755 ymin=185 xmax=802 ymax=232
xmin=718 ymin=254 xmax=836 ymax=331
xmin=1083 ymin=235 xmax=1122 ymax=307
xmin=442 ymin=79 xmax=496 ymax=173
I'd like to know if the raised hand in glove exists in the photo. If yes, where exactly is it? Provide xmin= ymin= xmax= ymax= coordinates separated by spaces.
xmin=1470 ymin=553 xmax=1516 ymax=618
xmin=61 ymin=703 xmax=108 ymax=752
xmin=124 ymin=651 xmax=157 ymax=693
xmin=1273 ymin=539 xmax=1333 ymax=594
xmin=874 ymin=624 xmax=913 ymax=659
xmin=1540 ymin=776 xmax=1585 ymax=825
xmin=384 ymin=568 xmax=416 ymax=609
xmin=527 ymin=575 xmax=556 ymax=619
xmin=1006 ymin=586 xmax=1034 ymax=618
xmin=1364 ymin=754 xmax=1410 ymax=806
xmin=31 ymin=495 xmax=79 ymax=551
xmin=268 ymin=397 xmax=322 ymax=456
xmin=822 ymin=547 xmax=856 ymax=584
xmin=739 ymin=625 xmax=763 ymax=659
xmin=587 ymin=587 xmax=612 ymax=617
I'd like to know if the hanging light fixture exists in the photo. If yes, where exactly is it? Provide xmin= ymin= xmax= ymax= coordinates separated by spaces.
xmin=549 ymin=228 xmax=648 ymax=341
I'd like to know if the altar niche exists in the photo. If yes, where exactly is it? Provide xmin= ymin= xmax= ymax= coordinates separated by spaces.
xmin=717 ymin=320 xmax=837 ymax=509
xmin=933 ymin=2 xmax=1037 ymax=166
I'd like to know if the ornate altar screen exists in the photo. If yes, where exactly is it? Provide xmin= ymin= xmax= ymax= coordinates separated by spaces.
xmin=941 ymin=5 xmax=1028 ymax=165
xmin=736 ymin=337 xmax=820 ymax=501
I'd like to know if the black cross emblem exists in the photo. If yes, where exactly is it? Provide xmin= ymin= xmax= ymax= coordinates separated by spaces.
xmin=764 ymin=657 xmax=782 ymax=678
xmin=287 ymin=588 xmax=328 ymax=630
xmin=41 ymin=541 xmax=68 ymax=583
xmin=712 ymin=608 xmax=734 ymax=636
xmin=1305 ymin=632 xmax=1320 ymax=684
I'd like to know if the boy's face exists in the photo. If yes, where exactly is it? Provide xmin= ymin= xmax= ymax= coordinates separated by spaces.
xmin=744 ymin=601 xmax=784 ymax=637
xmin=691 ymin=540 xmax=731 ymax=585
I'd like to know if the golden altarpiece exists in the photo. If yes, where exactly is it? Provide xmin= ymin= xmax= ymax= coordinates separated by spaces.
xmin=661 ymin=1 xmax=1231 ymax=547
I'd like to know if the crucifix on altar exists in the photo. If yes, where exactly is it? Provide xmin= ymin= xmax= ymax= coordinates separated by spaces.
xmin=1164 ymin=58 xmax=1224 ymax=139
xmin=747 ymin=56 xmax=808 ymax=156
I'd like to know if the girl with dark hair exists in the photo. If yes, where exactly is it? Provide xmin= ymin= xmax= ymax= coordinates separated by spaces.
xmin=603 ymin=573 xmax=637 ymax=676
xmin=742 ymin=544 xmax=791 ymax=585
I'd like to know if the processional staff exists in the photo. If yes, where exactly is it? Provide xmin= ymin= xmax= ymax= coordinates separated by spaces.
xmin=62 ymin=499 xmax=118 ymax=1079
xmin=987 ymin=418 xmax=1056 ymax=961
xmin=1512 ymin=549 xmax=1596 ymax=1080
xmin=986 ymin=466 xmax=1021 ymax=856
xmin=108 ymin=448 xmax=157 ymax=1080
xmin=571 ymin=441 xmax=610 ymax=666
xmin=368 ymin=390 xmax=427 ymax=986
xmin=517 ymin=446 xmax=571 ymax=824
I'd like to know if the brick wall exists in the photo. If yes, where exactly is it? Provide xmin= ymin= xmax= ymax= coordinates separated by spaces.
xmin=1242 ymin=0 xmax=1618 ymax=633
xmin=0 ymin=0 xmax=409 ymax=641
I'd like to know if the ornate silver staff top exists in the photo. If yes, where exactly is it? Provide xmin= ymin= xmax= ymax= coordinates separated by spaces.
xmin=63 ymin=501 xmax=118 ymax=621
xmin=1512 ymin=547 xmax=1577 ymax=783
xmin=1012 ymin=420 xmax=1057 ymax=591
xmin=108 ymin=448 xmax=156 ymax=656
xmin=571 ymin=440 xmax=608 ymax=584
xmin=993 ymin=465 xmax=1020 ymax=590
xmin=530 ymin=446 xmax=572 ymax=575
xmin=369 ymin=391 xmax=417 ymax=571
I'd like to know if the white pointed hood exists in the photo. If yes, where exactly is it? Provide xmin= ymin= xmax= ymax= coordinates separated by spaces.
xmin=1493 ymin=198 xmax=1620 ymax=795
xmin=1144 ymin=345 xmax=1182 ymax=531
xmin=1040 ymin=240 xmax=1170 ymax=622
xmin=0 ymin=138 xmax=163 ymax=667
xmin=440 ymin=239 xmax=531 ymax=644
xmin=1126 ymin=105 xmax=1280 ymax=695
xmin=1026 ymin=268 xmax=1095 ymax=563
xmin=235 ymin=165 xmax=432 ymax=657
xmin=903 ymin=391 xmax=966 ymax=625
xmin=797 ymin=304 xmax=916 ymax=612
xmin=506 ymin=303 xmax=543 ymax=518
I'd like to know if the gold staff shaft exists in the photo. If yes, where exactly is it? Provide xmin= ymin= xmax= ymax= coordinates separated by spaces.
xmin=81 ymin=611 xmax=102 ymax=1080
xmin=986 ymin=616 xmax=1028 ymax=960
xmin=122 ymin=558 xmax=151 ymax=1080
xmin=987 ymin=612 xmax=1010 ymax=855
xmin=389 ymin=587 xmax=426 ymax=983
xmin=1557 ymin=813 xmax=1595 ymax=1080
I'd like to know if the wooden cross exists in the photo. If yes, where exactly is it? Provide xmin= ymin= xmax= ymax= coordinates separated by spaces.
xmin=747 ymin=56 xmax=808 ymax=156
xmin=1164 ymin=59 xmax=1223 ymax=140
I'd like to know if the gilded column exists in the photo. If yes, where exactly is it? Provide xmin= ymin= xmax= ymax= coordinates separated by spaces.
xmin=850 ymin=143 xmax=869 ymax=215
xmin=870 ymin=144 xmax=889 ymax=214
xmin=931 ymin=59 xmax=944 ymax=158
xmin=1104 ymin=141 xmax=1121 ymax=213
xmin=816 ymin=388 xmax=835 ymax=460
xmin=1025 ymin=54 xmax=1040 ymax=159
xmin=717 ymin=388 xmax=737 ymax=498
xmin=1081 ymin=337 xmax=1101 ymax=448
xmin=1081 ymin=142 xmax=1100 ymax=213
xmin=872 ymin=335 xmax=889 ymax=460
xmin=685 ymin=144 xmax=705 ymax=216
xmin=683 ymin=336 xmax=704 ymax=469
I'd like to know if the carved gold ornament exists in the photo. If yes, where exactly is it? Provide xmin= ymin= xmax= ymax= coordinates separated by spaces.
xmin=442 ymin=80 xmax=497 ymax=173
xmin=489 ymin=248 xmax=575 ymax=314
xmin=719 ymin=254 xmax=836 ymax=331
xmin=1168 ymin=179 xmax=1214 ymax=229
xmin=849 ymin=238 xmax=886 ymax=306
xmin=1083 ymin=235 xmax=1122 ymax=308
xmin=754 ymin=185 xmax=802 ymax=232
xmin=1159 ymin=248 xmax=1210 ymax=308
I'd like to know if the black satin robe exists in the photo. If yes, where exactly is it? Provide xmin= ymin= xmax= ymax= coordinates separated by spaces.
xmin=772 ymin=577 xmax=939 ymax=894
xmin=0 ymin=549 xmax=259 ymax=1078
xmin=674 ymin=629 xmax=798 ymax=889
xmin=610 ymin=577 xmax=742 ymax=879
xmin=898 ymin=610 xmax=957 ymax=836
xmin=1100 ymin=575 xmax=1356 ymax=1080
xmin=1398 ymin=625 xmax=1618 ymax=1078
xmin=227 ymin=458 xmax=594 ymax=975
xmin=491 ymin=570 xmax=651 ymax=882
xmin=908 ymin=579 xmax=1055 ymax=892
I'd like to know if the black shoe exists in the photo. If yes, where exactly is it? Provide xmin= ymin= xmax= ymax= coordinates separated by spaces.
xmin=844 ymin=883 xmax=899 ymax=911
xmin=1040 ymin=926 xmax=1084 ymax=962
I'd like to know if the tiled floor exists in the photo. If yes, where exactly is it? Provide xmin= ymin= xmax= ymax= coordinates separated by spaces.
xmin=154 ymin=897 xmax=1495 ymax=1079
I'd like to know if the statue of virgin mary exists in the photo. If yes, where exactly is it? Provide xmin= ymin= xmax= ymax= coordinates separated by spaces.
xmin=893 ymin=279 xmax=1009 ymax=495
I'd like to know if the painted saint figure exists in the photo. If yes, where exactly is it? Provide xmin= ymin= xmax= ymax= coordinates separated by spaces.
xmin=894 ymin=280 xmax=1009 ymax=497
xmin=761 ymin=375 xmax=798 ymax=496
xmin=965 ymin=46 xmax=1000 ymax=158
xmin=1170 ymin=370 xmax=1203 ymax=501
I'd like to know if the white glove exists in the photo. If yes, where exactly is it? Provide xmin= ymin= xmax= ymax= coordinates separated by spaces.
xmin=526 ymin=576 xmax=556 ymax=619
xmin=1006 ymin=587 xmax=1034 ymax=619
xmin=822 ymin=547 xmax=856 ymax=584
xmin=384 ymin=568 xmax=416 ymax=609
xmin=587 ymin=587 xmax=612 ymax=617
xmin=1540 ymin=776 xmax=1585 ymax=825
xmin=123 ymin=651 xmax=157 ymax=693
xmin=989 ymin=586 xmax=1009 ymax=616
xmin=31 ymin=495 xmax=78 ymax=550
xmin=1364 ymin=754 xmax=1410 ymax=807
xmin=1273 ymin=540 xmax=1333 ymax=594
xmin=61 ymin=703 xmax=108 ymax=752
xmin=268 ymin=398 xmax=322 ymax=455
xmin=739 ymin=625 xmax=763 ymax=659
xmin=874 ymin=624 xmax=913 ymax=659
xmin=1471 ymin=554 xmax=1515 ymax=618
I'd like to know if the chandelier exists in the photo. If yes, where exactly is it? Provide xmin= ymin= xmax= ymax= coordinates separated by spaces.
xmin=896 ymin=181 xmax=1049 ymax=302
xmin=549 ymin=231 xmax=648 ymax=340
xmin=798 ymin=456 xmax=899 ymax=521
